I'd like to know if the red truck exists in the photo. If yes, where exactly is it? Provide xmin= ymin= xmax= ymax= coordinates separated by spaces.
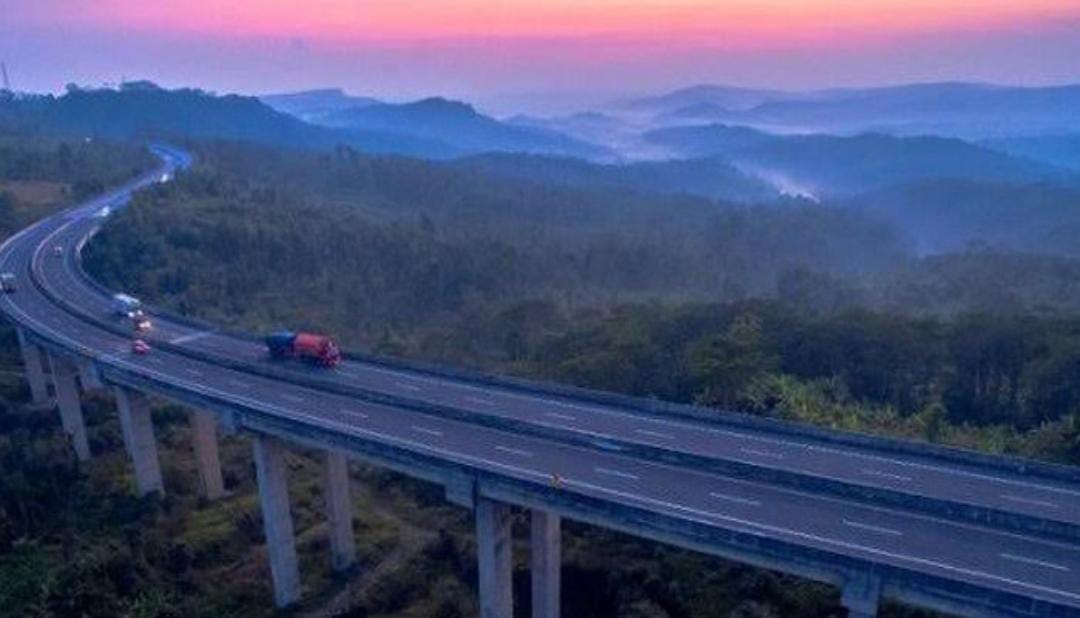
xmin=265 ymin=331 xmax=342 ymax=368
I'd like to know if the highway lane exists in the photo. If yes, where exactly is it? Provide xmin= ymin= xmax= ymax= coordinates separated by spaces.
xmin=32 ymin=160 xmax=1080 ymax=533
xmin=4 ymin=149 xmax=1080 ymax=611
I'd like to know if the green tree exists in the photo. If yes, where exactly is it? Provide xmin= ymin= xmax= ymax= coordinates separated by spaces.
xmin=688 ymin=313 xmax=778 ymax=408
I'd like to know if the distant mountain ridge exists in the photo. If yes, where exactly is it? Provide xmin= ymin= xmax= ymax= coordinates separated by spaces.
xmin=0 ymin=83 xmax=611 ymax=160
xmin=638 ymin=82 xmax=1080 ymax=139
xmin=614 ymin=85 xmax=793 ymax=114
xmin=316 ymin=97 xmax=612 ymax=159
xmin=260 ymin=88 xmax=380 ymax=122
xmin=643 ymin=124 xmax=777 ymax=158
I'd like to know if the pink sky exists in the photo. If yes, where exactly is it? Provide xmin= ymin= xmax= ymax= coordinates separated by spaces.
xmin=3 ymin=0 xmax=1080 ymax=113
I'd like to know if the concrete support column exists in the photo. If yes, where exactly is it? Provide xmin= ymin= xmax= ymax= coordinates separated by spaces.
xmin=841 ymin=573 xmax=881 ymax=618
xmin=253 ymin=436 xmax=301 ymax=608
xmin=78 ymin=361 xmax=105 ymax=393
xmin=476 ymin=498 xmax=514 ymax=618
xmin=323 ymin=451 xmax=356 ymax=571
xmin=49 ymin=354 xmax=90 ymax=461
xmin=530 ymin=510 xmax=561 ymax=618
xmin=114 ymin=387 xmax=164 ymax=496
xmin=189 ymin=410 xmax=225 ymax=499
xmin=17 ymin=329 xmax=50 ymax=405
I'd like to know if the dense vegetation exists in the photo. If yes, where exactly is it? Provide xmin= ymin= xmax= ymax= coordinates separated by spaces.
xmin=85 ymin=142 xmax=907 ymax=323
xmin=5 ymin=129 xmax=1080 ymax=617
xmin=84 ymin=142 xmax=1080 ymax=451
xmin=0 ymin=135 xmax=154 ymax=235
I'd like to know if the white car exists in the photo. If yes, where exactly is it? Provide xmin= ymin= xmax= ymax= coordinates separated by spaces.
xmin=0 ymin=272 xmax=15 ymax=293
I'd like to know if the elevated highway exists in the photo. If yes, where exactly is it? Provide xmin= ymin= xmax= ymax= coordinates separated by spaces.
xmin=3 ymin=146 xmax=1079 ymax=617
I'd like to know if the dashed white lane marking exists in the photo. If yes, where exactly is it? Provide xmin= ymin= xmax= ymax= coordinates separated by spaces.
xmin=282 ymin=394 xmax=305 ymax=404
xmin=635 ymin=428 xmax=675 ymax=440
xmin=999 ymin=553 xmax=1071 ymax=572
xmin=495 ymin=445 xmax=534 ymax=458
xmin=395 ymin=381 xmax=421 ymax=392
xmin=862 ymin=469 xmax=914 ymax=483
xmin=709 ymin=492 xmax=762 ymax=507
xmin=843 ymin=519 xmax=903 ymax=537
xmin=1002 ymin=494 xmax=1059 ymax=509
xmin=360 ymin=358 xmax=1080 ymax=502
xmin=169 ymin=331 xmax=212 ymax=345
xmin=594 ymin=467 xmax=640 ymax=481
xmin=411 ymin=426 xmax=443 ymax=437
xmin=466 ymin=396 xmax=495 ymax=406
xmin=544 ymin=412 xmax=576 ymax=422
xmin=740 ymin=447 xmax=784 ymax=460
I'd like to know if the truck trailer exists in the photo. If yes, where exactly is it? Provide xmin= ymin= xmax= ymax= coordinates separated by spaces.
xmin=112 ymin=293 xmax=142 ymax=317
xmin=265 ymin=331 xmax=342 ymax=368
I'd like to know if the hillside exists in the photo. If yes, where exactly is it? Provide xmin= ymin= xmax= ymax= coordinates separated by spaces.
xmin=0 ymin=82 xmax=462 ymax=158
xmin=985 ymin=134 xmax=1080 ymax=171
xmin=849 ymin=180 xmax=1080 ymax=256
xmin=455 ymin=152 xmax=777 ymax=202
xmin=316 ymin=97 xmax=611 ymax=159
xmin=642 ymin=127 xmax=1063 ymax=198
xmin=7 ymin=137 xmax=1080 ymax=618
xmin=736 ymin=133 xmax=1062 ymax=197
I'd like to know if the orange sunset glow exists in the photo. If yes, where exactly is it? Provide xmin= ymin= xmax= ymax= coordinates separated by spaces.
xmin=18 ymin=0 xmax=1080 ymax=39
xmin=4 ymin=0 xmax=1080 ymax=110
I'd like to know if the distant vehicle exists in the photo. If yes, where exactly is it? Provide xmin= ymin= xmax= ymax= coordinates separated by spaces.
xmin=0 ymin=272 xmax=16 ymax=293
xmin=131 ymin=339 xmax=151 ymax=355
xmin=53 ymin=245 xmax=63 ymax=257
xmin=265 ymin=331 xmax=342 ymax=368
xmin=112 ymin=293 xmax=142 ymax=317
xmin=132 ymin=312 xmax=152 ymax=333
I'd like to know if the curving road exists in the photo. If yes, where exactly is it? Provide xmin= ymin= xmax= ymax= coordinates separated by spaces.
xmin=3 ymin=146 xmax=1080 ymax=615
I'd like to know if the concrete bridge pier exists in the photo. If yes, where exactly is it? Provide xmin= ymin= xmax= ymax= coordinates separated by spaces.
xmin=531 ymin=510 xmax=561 ymax=618
xmin=114 ymin=387 xmax=164 ymax=496
xmin=476 ymin=498 xmax=514 ymax=618
xmin=16 ymin=328 xmax=50 ymax=406
xmin=78 ymin=361 xmax=105 ymax=392
xmin=842 ymin=573 xmax=881 ymax=618
xmin=48 ymin=353 xmax=90 ymax=461
xmin=253 ymin=435 xmax=301 ymax=608
xmin=323 ymin=451 xmax=356 ymax=571
xmin=189 ymin=410 xmax=225 ymax=499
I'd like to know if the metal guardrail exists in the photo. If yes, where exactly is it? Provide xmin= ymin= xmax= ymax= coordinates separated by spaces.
xmin=70 ymin=226 xmax=1080 ymax=483
xmin=22 ymin=166 xmax=1076 ymax=544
